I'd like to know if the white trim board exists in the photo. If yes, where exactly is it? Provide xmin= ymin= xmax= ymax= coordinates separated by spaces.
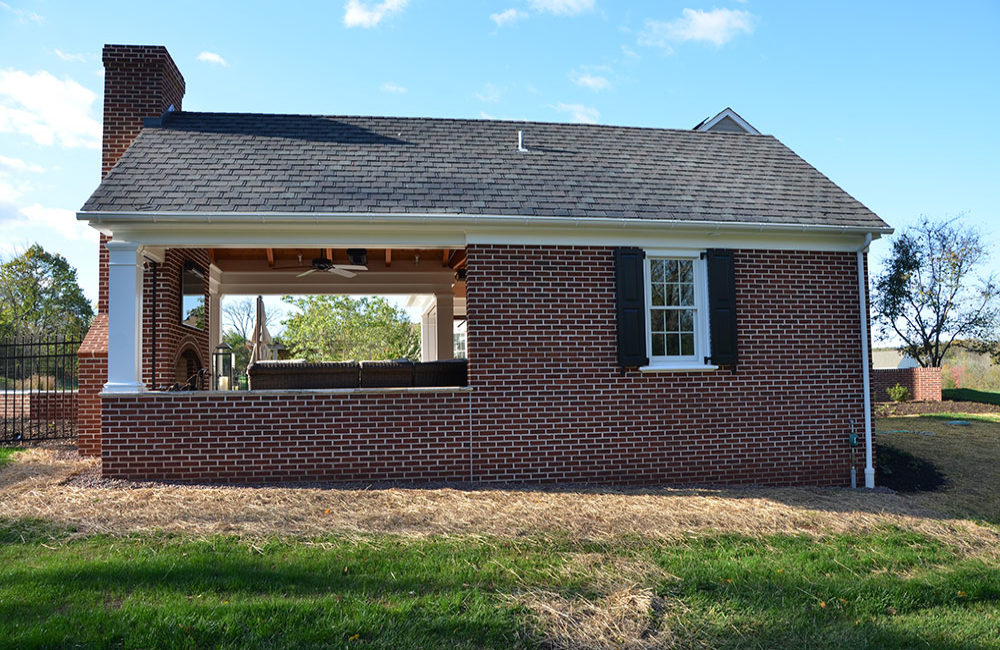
xmin=695 ymin=108 xmax=761 ymax=135
xmin=81 ymin=212 xmax=889 ymax=253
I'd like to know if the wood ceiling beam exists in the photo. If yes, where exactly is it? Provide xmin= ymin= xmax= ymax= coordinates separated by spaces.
xmin=265 ymin=248 xmax=274 ymax=267
xmin=448 ymin=249 xmax=467 ymax=269
xmin=442 ymin=249 xmax=450 ymax=267
xmin=385 ymin=248 xmax=392 ymax=267
xmin=325 ymin=248 xmax=333 ymax=261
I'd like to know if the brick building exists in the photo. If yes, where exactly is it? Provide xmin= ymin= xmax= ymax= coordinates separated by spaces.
xmin=79 ymin=44 xmax=892 ymax=487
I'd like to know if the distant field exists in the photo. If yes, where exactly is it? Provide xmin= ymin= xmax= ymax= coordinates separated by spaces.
xmin=944 ymin=388 xmax=1000 ymax=406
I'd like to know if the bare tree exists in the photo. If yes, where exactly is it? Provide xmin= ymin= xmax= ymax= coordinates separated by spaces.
xmin=873 ymin=216 xmax=1000 ymax=367
xmin=222 ymin=297 xmax=281 ymax=338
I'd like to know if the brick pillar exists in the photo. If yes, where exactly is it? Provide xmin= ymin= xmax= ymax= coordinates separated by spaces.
xmin=77 ymin=315 xmax=108 ymax=456
xmin=78 ymin=45 xmax=186 ymax=453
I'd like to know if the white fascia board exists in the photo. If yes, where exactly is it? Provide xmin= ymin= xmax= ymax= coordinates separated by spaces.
xmin=78 ymin=211 xmax=891 ymax=252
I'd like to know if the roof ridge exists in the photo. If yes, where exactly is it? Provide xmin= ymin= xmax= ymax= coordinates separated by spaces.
xmin=161 ymin=110 xmax=773 ymax=137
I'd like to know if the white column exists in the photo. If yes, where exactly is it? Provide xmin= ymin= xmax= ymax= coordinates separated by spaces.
xmin=208 ymin=265 xmax=223 ymax=364
xmin=420 ymin=307 xmax=437 ymax=362
xmin=104 ymin=240 xmax=145 ymax=393
xmin=435 ymin=291 xmax=454 ymax=360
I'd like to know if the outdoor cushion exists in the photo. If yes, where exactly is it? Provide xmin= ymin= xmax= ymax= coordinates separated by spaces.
xmin=247 ymin=360 xmax=360 ymax=390
xmin=413 ymin=359 xmax=468 ymax=387
xmin=360 ymin=360 xmax=415 ymax=388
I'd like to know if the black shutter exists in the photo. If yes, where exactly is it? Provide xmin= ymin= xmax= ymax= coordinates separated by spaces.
xmin=615 ymin=247 xmax=649 ymax=367
xmin=706 ymin=249 xmax=738 ymax=366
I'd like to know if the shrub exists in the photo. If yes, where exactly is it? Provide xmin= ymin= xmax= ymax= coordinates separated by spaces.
xmin=887 ymin=382 xmax=910 ymax=403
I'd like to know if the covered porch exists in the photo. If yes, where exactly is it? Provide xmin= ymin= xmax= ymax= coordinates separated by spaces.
xmin=104 ymin=242 xmax=468 ymax=395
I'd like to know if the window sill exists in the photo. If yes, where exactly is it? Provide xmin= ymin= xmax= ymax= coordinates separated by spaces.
xmin=638 ymin=363 xmax=718 ymax=373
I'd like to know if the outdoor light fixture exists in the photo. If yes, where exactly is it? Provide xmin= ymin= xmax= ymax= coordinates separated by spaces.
xmin=213 ymin=342 xmax=235 ymax=391
xmin=346 ymin=248 xmax=368 ymax=266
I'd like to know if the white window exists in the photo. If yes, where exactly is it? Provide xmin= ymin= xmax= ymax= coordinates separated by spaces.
xmin=642 ymin=251 xmax=713 ymax=371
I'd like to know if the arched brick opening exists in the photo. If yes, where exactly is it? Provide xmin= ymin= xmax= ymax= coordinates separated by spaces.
xmin=173 ymin=341 xmax=205 ymax=389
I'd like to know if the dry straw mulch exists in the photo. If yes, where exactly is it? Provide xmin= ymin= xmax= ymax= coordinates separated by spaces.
xmin=1 ymin=444 xmax=997 ymax=560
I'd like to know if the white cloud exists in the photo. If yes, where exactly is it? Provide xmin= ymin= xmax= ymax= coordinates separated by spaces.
xmin=620 ymin=44 xmax=640 ymax=60
xmin=197 ymin=51 xmax=229 ymax=67
xmin=0 ymin=2 xmax=43 ymax=23
xmin=490 ymin=8 xmax=526 ymax=26
xmin=570 ymin=68 xmax=611 ymax=91
xmin=53 ymin=49 xmax=88 ymax=63
xmin=0 ymin=154 xmax=43 ymax=173
xmin=343 ymin=0 xmax=408 ymax=28
xmin=553 ymin=102 xmax=600 ymax=124
xmin=479 ymin=111 xmax=496 ymax=120
xmin=379 ymin=82 xmax=407 ymax=93
xmin=475 ymin=82 xmax=502 ymax=103
xmin=0 ymin=200 xmax=96 ymax=242
xmin=0 ymin=69 xmax=100 ymax=149
xmin=528 ymin=0 xmax=594 ymax=15
xmin=639 ymin=8 xmax=754 ymax=49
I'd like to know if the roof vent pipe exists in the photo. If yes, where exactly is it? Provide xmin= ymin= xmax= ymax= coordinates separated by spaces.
xmin=517 ymin=130 xmax=527 ymax=152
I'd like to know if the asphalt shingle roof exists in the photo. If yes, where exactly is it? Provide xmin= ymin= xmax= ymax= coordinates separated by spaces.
xmin=81 ymin=112 xmax=889 ymax=230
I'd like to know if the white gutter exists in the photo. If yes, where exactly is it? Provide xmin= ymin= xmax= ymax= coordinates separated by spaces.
xmin=77 ymin=210 xmax=894 ymax=236
xmin=856 ymin=232 xmax=875 ymax=489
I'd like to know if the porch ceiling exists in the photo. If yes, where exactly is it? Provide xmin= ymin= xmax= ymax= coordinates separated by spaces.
xmin=209 ymin=247 xmax=466 ymax=296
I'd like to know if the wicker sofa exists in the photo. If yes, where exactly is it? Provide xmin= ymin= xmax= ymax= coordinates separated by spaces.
xmin=247 ymin=359 xmax=468 ymax=390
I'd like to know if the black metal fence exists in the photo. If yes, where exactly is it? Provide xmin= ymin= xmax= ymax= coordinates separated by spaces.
xmin=1 ymin=336 xmax=80 ymax=443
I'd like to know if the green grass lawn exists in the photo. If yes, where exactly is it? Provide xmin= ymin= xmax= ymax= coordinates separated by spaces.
xmin=943 ymin=388 xmax=1000 ymax=406
xmin=0 ymin=447 xmax=22 ymax=467
xmin=0 ymin=520 xmax=998 ymax=649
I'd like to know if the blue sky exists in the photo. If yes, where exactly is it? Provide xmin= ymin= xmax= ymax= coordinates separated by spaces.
xmin=1 ymin=0 xmax=998 ymax=337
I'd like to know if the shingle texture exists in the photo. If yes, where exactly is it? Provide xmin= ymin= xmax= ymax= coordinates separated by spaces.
xmin=82 ymin=112 xmax=888 ymax=229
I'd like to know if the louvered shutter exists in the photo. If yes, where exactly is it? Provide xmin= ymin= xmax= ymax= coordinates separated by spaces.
xmin=615 ymin=247 xmax=649 ymax=367
xmin=706 ymin=248 xmax=738 ymax=366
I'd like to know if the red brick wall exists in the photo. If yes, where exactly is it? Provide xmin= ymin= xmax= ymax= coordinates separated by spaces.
xmin=464 ymin=246 xmax=864 ymax=485
xmin=77 ymin=314 xmax=108 ymax=456
xmin=871 ymin=367 xmax=942 ymax=402
xmin=0 ymin=392 xmax=78 ymax=421
xmin=141 ymin=249 xmax=211 ymax=391
xmin=100 ymin=245 xmax=870 ymax=486
xmin=102 ymin=391 xmax=471 ymax=482
xmin=101 ymin=44 xmax=185 ymax=177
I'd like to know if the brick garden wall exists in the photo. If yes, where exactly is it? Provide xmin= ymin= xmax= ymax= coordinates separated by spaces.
xmin=0 ymin=391 xmax=77 ymax=421
xmin=100 ymin=245 xmax=870 ymax=487
xmin=871 ymin=367 xmax=942 ymax=402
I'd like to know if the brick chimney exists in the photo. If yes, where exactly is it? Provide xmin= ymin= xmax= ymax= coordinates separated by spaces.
xmin=96 ymin=44 xmax=185 ymax=313
xmin=77 ymin=45 xmax=185 ymax=457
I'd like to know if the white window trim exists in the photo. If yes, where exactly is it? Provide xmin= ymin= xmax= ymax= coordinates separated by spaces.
xmin=640 ymin=249 xmax=717 ymax=373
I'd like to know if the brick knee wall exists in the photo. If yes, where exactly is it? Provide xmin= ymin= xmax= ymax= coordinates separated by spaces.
xmin=100 ymin=245 xmax=871 ymax=487
xmin=102 ymin=391 xmax=471 ymax=482
xmin=871 ymin=367 xmax=942 ymax=402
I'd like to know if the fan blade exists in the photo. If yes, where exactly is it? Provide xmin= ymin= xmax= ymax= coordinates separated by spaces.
xmin=328 ymin=267 xmax=357 ymax=278
xmin=334 ymin=264 xmax=368 ymax=271
xmin=296 ymin=268 xmax=318 ymax=278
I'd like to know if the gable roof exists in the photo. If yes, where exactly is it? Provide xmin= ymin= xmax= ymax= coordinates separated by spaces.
xmin=693 ymin=107 xmax=761 ymax=135
xmin=81 ymin=111 xmax=889 ymax=231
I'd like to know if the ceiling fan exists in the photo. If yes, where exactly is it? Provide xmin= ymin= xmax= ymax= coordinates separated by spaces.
xmin=293 ymin=249 xmax=368 ymax=278
xmin=296 ymin=258 xmax=367 ymax=278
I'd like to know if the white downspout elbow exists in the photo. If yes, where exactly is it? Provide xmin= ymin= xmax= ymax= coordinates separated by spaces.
xmin=856 ymin=233 xmax=875 ymax=488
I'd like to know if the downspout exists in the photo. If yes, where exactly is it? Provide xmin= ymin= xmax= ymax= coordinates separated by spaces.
xmin=855 ymin=233 xmax=875 ymax=489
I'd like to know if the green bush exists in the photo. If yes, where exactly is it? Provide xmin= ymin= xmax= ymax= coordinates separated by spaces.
xmin=887 ymin=382 xmax=910 ymax=403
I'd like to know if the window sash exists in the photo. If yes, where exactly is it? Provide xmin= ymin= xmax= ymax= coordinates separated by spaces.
xmin=644 ymin=253 xmax=708 ymax=363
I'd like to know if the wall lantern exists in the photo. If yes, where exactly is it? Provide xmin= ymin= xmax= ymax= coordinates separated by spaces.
xmin=213 ymin=342 xmax=235 ymax=391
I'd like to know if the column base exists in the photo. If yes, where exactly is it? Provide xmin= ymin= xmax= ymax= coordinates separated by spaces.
xmin=102 ymin=382 xmax=147 ymax=395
